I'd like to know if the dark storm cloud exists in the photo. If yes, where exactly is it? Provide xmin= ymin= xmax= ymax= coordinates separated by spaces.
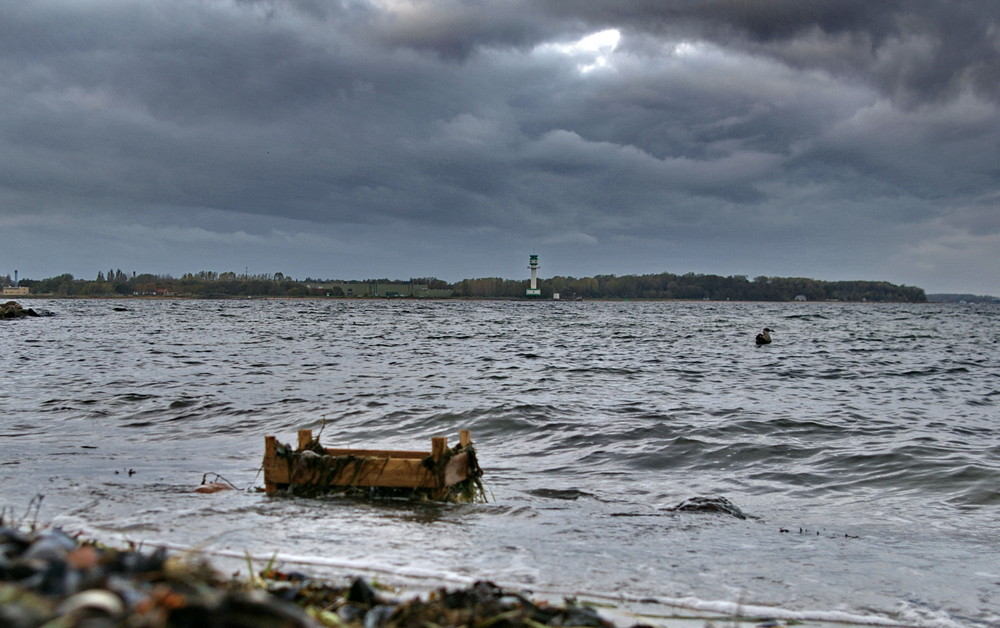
xmin=1 ymin=0 xmax=997 ymax=294
xmin=374 ymin=0 xmax=1000 ymax=104
xmin=532 ymin=0 xmax=1000 ymax=106
xmin=369 ymin=0 xmax=1000 ymax=104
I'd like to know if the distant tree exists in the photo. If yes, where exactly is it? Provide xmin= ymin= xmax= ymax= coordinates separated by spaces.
xmin=30 ymin=273 xmax=77 ymax=295
xmin=410 ymin=277 xmax=451 ymax=289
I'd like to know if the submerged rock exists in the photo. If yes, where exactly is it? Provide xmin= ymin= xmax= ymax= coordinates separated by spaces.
xmin=666 ymin=495 xmax=752 ymax=519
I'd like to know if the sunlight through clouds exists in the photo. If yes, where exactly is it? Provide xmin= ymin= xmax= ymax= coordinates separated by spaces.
xmin=672 ymin=41 xmax=702 ymax=57
xmin=539 ymin=28 xmax=620 ymax=73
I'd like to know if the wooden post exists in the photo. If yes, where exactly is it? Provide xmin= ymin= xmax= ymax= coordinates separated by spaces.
xmin=459 ymin=429 xmax=472 ymax=448
xmin=264 ymin=436 xmax=278 ymax=494
xmin=431 ymin=436 xmax=448 ymax=462
xmin=298 ymin=429 xmax=313 ymax=450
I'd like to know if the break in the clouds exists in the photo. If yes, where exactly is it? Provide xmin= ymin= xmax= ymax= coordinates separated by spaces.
xmin=1 ymin=0 xmax=997 ymax=294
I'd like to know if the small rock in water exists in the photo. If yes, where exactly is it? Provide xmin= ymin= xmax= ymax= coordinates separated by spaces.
xmin=666 ymin=495 xmax=751 ymax=519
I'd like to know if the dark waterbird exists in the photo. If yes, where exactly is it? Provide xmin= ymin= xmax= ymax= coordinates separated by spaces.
xmin=755 ymin=327 xmax=773 ymax=345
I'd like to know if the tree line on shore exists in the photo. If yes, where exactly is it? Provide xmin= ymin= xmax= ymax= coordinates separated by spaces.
xmin=454 ymin=273 xmax=926 ymax=301
xmin=4 ymin=269 xmax=927 ymax=302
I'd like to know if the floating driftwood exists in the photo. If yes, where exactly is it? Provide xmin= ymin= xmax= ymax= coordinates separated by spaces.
xmin=263 ymin=429 xmax=485 ymax=502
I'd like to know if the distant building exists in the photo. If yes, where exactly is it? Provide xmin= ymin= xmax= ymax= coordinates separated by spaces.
xmin=794 ymin=294 xmax=807 ymax=301
xmin=2 ymin=286 xmax=30 ymax=296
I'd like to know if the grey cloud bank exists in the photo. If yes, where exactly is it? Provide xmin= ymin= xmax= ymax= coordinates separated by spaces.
xmin=1 ymin=0 xmax=997 ymax=295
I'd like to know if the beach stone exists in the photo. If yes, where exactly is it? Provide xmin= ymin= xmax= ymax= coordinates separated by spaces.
xmin=0 ymin=584 xmax=56 ymax=628
xmin=347 ymin=577 xmax=380 ymax=608
xmin=57 ymin=589 xmax=126 ymax=618
xmin=214 ymin=589 xmax=314 ymax=628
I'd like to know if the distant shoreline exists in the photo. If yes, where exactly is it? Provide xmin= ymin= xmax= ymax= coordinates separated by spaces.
xmin=4 ymin=271 xmax=933 ymax=302
xmin=6 ymin=294 xmax=983 ymax=304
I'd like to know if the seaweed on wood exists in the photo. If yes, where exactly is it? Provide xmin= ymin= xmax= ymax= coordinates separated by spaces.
xmin=290 ymin=451 xmax=390 ymax=498
xmin=263 ymin=429 xmax=486 ymax=502
xmin=421 ymin=439 xmax=486 ymax=503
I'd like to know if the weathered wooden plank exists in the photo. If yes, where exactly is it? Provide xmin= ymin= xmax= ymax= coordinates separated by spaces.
xmin=320 ymin=448 xmax=428 ymax=459
xmin=290 ymin=457 xmax=440 ymax=488
xmin=443 ymin=452 xmax=469 ymax=486
xmin=294 ymin=429 xmax=430 ymax=458
xmin=432 ymin=436 xmax=448 ymax=462
xmin=264 ymin=435 xmax=279 ymax=494
xmin=270 ymin=456 xmax=472 ymax=488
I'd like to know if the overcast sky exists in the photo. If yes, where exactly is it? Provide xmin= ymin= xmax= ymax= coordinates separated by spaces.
xmin=2 ymin=0 xmax=998 ymax=295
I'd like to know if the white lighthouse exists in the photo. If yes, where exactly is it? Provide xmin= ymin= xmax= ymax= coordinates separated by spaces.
xmin=526 ymin=254 xmax=541 ymax=297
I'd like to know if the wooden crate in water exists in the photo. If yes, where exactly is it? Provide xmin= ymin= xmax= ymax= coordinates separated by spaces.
xmin=263 ymin=429 xmax=483 ymax=502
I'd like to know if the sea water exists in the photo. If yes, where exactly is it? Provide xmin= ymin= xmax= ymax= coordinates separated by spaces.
xmin=1 ymin=299 xmax=998 ymax=626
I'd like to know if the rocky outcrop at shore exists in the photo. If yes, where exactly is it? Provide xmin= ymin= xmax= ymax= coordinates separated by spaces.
xmin=1 ymin=301 xmax=49 ymax=319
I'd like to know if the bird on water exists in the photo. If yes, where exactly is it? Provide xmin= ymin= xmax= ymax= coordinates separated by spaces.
xmin=755 ymin=328 xmax=773 ymax=345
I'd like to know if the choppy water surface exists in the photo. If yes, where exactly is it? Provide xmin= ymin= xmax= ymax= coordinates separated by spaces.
xmin=2 ymin=299 xmax=998 ymax=626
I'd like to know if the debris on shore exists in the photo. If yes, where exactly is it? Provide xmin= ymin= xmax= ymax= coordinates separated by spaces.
xmin=0 ymin=525 xmax=611 ymax=628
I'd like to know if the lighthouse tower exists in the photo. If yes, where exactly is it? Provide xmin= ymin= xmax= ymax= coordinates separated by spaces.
xmin=526 ymin=254 xmax=541 ymax=297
